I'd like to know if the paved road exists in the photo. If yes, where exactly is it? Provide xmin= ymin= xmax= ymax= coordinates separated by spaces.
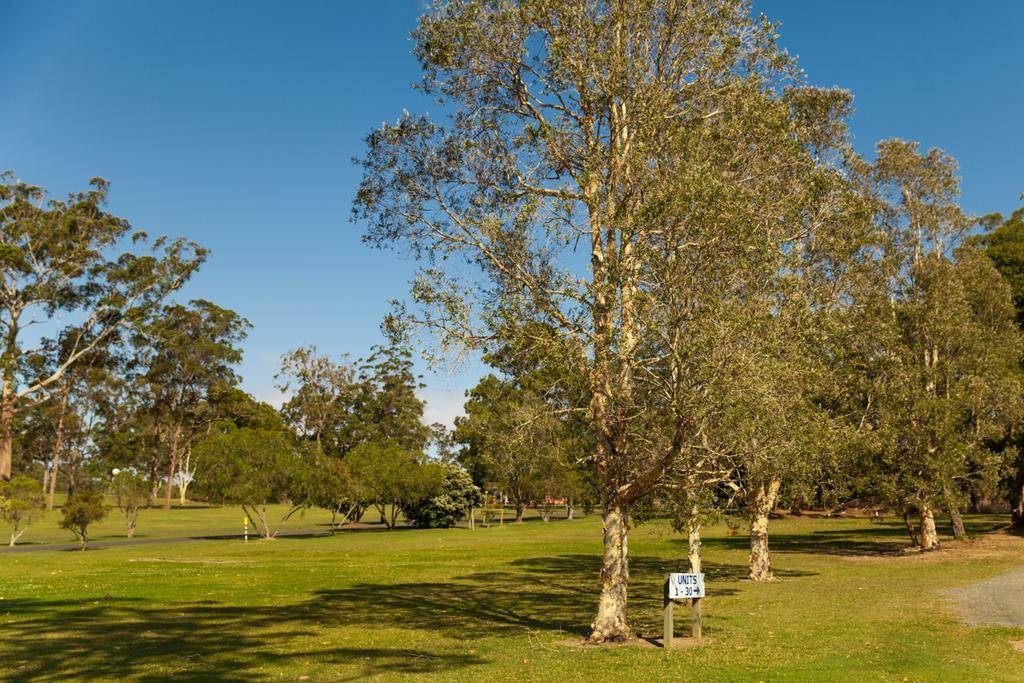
xmin=0 ymin=528 xmax=330 ymax=554
xmin=952 ymin=566 xmax=1024 ymax=629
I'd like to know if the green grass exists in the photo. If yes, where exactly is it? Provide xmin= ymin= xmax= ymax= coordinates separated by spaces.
xmin=0 ymin=511 xmax=1022 ymax=681
xmin=0 ymin=499 xmax=383 ymax=546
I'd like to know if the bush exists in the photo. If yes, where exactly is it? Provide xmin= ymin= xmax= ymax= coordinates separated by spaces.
xmin=346 ymin=441 xmax=440 ymax=529
xmin=0 ymin=475 xmax=45 ymax=546
xmin=403 ymin=463 xmax=483 ymax=528
xmin=110 ymin=471 xmax=148 ymax=538
xmin=60 ymin=489 xmax=109 ymax=550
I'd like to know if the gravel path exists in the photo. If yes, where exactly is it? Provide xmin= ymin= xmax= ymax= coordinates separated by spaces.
xmin=951 ymin=566 xmax=1024 ymax=629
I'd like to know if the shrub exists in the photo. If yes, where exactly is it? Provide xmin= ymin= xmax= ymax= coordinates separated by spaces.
xmin=110 ymin=471 xmax=148 ymax=538
xmin=403 ymin=463 xmax=483 ymax=528
xmin=60 ymin=489 xmax=109 ymax=550
xmin=0 ymin=475 xmax=45 ymax=546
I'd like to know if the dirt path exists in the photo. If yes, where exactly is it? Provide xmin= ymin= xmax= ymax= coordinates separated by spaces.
xmin=951 ymin=566 xmax=1024 ymax=629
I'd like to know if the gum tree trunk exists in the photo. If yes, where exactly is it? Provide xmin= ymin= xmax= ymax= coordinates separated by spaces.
xmin=944 ymin=486 xmax=967 ymax=541
xmin=749 ymin=479 xmax=782 ymax=581
xmin=588 ymin=501 xmax=630 ymax=642
xmin=919 ymin=502 xmax=940 ymax=550
xmin=514 ymin=503 xmax=525 ymax=523
xmin=688 ymin=517 xmax=702 ymax=575
xmin=0 ymin=388 xmax=15 ymax=481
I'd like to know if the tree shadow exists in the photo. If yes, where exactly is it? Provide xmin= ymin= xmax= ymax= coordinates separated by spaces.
xmin=695 ymin=516 xmax=1012 ymax=558
xmin=0 ymin=552 xmax=787 ymax=679
xmin=0 ymin=596 xmax=486 ymax=682
xmin=692 ymin=520 xmax=912 ymax=557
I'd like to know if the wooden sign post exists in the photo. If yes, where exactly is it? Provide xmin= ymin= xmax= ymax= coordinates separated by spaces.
xmin=664 ymin=572 xmax=705 ymax=647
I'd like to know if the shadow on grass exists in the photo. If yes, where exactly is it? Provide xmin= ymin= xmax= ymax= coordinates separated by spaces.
xmin=691 ymin=515 xmax=1013 ymax=558
xmin=0 ymin=595 xmax=487 ymax=682
xmin=0 ymin=551 xmax=784 ymax=680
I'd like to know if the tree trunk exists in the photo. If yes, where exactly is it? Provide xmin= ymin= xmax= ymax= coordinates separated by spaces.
xmin=46 ymin=383 xmax=71 ymax=510
xmin=46 ymin=458 xmax=60 ymax=511
xmin=0 ymin=392 xmax=15 ymax=481
xmin=903 ymin=509 xmax=919 ymax=547
xmin=514 ymin=503 xmax=525 ymax=523
xmin=566 ymin=500 xmax=574 ymax=520
xmin=749 ymin=479 xmax=781 ymax=581
xmin=163 ymin=424 xmax=182 ymax=510
xmin=588 ymin=501 xmax=630 ymax=643
xmin=1009 ymin=463 xmax=1024 ymax=528
xmin=944 ymin=487 xmax=967 ymax=541
xmin=688 ymin=518 xmax=702 ymax=576
xmin=919 ymin=502 xmax=940 ymax=550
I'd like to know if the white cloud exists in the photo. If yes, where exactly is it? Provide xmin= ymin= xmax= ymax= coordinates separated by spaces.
xmin=418 ymin=385 xmax=467 ymax=428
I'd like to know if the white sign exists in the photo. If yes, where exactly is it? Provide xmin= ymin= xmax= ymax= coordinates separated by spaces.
xmin=667 ymin=572 xmax=705 ymax=600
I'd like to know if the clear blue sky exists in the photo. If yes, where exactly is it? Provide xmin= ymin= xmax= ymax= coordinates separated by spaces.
xmin=2 ymin=1 xmax=1022 ymax=426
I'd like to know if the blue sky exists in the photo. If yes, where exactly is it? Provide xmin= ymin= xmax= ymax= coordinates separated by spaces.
xmin=2 ymin=1 xmax=1022 ymax=427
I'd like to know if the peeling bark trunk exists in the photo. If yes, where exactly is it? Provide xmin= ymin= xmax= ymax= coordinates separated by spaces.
xmin=588 ymin=501 xmax=630 ymax=643
xmin=687 ymin=518 xmax=701 ymax=575
xmin=919 ymin=502 xmax=939 ymax=550
xmin=749 ymin=479 xmax=781 ymax=581
xmin=944 ymin=487 xmax=967 ymax=541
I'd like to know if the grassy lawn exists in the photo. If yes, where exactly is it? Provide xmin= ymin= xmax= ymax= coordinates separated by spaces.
xmin=0 ymin=512 xmax=1022 ymax=681
xmin=0 ymin=500 xmax=382 ymax=546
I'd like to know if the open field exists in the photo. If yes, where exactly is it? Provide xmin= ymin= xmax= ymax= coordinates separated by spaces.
xmin=1 ymin=511 xmax=1022 ymax=681
xmin=0 ymin=500 xmax=385 ymax=547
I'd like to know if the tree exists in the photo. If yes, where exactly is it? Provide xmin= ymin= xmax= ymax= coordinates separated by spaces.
xmin=110 ymin=470 xmax=148 ymax=538
xmin=60 ymin=488 xmax=108 ymax=550
xmin=276 ymin=346 xmax=358 ymax=453
xmin=353 ymin=335 xmax=431 ymax=454
xmin=970 ymin=199 xmax=1024 ymax=526
xmin=355 ymin=0 xmax=864 ymax=640
xmin=0 ymin=172 xmax=206 ymax=480
xmin=194 ymin=428 xmax=313 ymax=539
xmin=0 ymin=475 xmax=44 ymax=546
xmin=346 ymin=441 xmax=440 ymax=529
xmin=137 ymin=299 xmax=250 ymax=509
xmin=403 ymin=462 xmax=483 ymax=528
xmin=455 ymin=375 xmax=576 ymax=522
xmin=308 ymin=455 xmax=367 ymax=531
xmin=847 ymin=142 xmax=1024 ymax=548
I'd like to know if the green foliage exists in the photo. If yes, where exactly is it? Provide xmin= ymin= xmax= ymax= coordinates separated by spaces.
xmin=59 ymin=488 xmax=109 ymax=550
xmin=0 ymin=171 xmax=207 ymax=479
xmin=0 ymin=475 xmax=44 ymax=546
xmin=193 ymin=428 xmax=313 ymax=537
xmin=353 ymin=336 xmax=431 ymax=454
xmin=346 ymin=441 xmax=441 ymax=529
xmin=403 ymin=463 xmax=483 ymax=528
xmin=455 ymin=375 xmax=583 ymax=518
xmin=969 ymin=205 xmax=1024 ymax=325
xmin=110 ymin=471 xmax=148 ymax=537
